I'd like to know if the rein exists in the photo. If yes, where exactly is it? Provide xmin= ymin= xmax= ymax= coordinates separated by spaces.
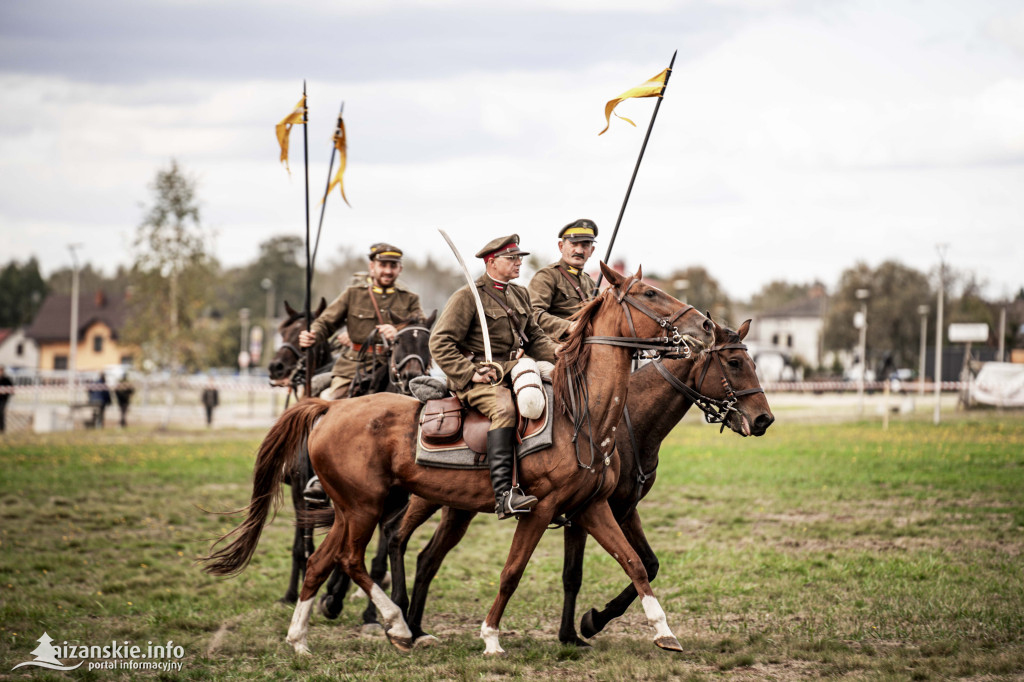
xmin=388 ymin=323 xmax=431 ymax=394
xmin=650 ymin=340 xmax=764 ymax=432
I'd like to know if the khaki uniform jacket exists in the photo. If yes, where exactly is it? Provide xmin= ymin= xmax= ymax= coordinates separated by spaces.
xmin=528 ymin=260 xmax=597 ymax=340
xmin=430 ymin=274 xmax=558 ymax=391
xmin=310 ymin=282 xmax=422 ymax=379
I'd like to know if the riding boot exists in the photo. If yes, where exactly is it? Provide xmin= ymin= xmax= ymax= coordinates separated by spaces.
xmin=302 ymin=475 xmax=330 ymax=507
xmin=487 ymin=427 xmax=537 ymax=520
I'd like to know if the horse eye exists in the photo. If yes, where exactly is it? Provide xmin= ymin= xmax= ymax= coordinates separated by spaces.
xmin=728 ymin=359 xmax=741 ymax=369
xmin=644 ymin=289 xmax=657 ymax=298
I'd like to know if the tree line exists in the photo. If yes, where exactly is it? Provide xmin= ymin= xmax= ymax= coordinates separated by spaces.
xmin=2 ymin=161 xmax=1021 ymax=374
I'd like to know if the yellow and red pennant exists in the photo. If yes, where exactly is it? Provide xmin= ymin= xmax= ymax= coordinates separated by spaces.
xmin=275 ymin=95 xmax=306 ymax=173
xmin=322 ymin=113 xmax=350 ymax=207
xmin=598 ymin=69 xmax=668 ymax=135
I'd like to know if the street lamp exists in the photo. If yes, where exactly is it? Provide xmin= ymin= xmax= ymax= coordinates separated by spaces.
xmin=917 ymin=305 xmax=929 ymax=397
xmin=854 ymin=288 xmax=870 ymax=415
xmin=261 ymin=277 xmax=276 ymax=365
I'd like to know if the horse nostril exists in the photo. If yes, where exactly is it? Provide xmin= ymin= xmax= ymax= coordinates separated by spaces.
xmin=753 ymin=413 xmax=774 ymax=433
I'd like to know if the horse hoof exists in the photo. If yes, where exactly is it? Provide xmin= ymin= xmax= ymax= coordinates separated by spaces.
xmin=561 ymin=636 xmax=592 ymax=648
xmin=414 ymin=634 xmax=439 ymax=648
xmin=360 ymin=623 xmax=384 ymax=637
xmin=579 ymin=609 xmax=600 ymax=639
xmin=654 ymin=635 xmax=683 ymax=652
xmin=318 ymin=596 xmax=339 ymax=620
xmin=386 ymin=633 xmax=414 ymax=653
xmin=288 ymin=640 xmax=311 ymax=656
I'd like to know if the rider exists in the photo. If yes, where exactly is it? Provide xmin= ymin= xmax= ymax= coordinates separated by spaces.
xmin=527 ymin=219 xmax=599 ymax=342
xmin=299 ymin=242 xmax=423 ymax=503
xmin=298 ymin=242 xmax=423 ymax=400
xmin=429 ymin=234 xmax=558 ymax=520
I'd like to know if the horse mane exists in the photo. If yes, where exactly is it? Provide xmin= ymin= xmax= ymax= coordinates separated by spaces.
xmin=552 ymin=289 xmax=609 ymax=411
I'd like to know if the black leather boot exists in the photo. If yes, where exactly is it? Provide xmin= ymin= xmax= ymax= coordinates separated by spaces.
xmin=303 ymin=475 xmax=330 ymax=508
xmin=487 ymin=427 xmax=537 ymax=520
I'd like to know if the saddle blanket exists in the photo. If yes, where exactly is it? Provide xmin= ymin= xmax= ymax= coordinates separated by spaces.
xmin=415 ymin=384 xmax=555 ymax=469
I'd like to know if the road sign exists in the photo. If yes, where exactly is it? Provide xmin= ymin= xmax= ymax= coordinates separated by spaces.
xmin=948 ymin=323 xmax=988 ymax=343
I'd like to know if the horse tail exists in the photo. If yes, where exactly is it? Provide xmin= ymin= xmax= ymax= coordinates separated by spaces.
xmin=295 ymin=507 xmax=336 ymax=530
xmin=201 ymin=398 xmax=332 ymax=577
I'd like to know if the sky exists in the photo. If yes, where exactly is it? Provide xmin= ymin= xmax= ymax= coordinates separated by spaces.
xmin=1 ymin=0 xmax=1022 ymax=303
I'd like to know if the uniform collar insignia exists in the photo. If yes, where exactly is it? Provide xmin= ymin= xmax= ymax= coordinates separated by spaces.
xmin=371 ymin=286 xmax=395 ymax=295
xmin=566 ymin=266 xmax=579 ymax=275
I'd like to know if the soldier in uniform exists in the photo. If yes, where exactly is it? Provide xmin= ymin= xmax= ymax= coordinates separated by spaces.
xmin=528 ymin=219 xmax=599 ymax=341
xmin=299 ymin=242 xmax=423 ymax=503
xmin=430 ymin=234 xmax=558 ymax=519
xmin=299 ymin=242 xmax=423 ymax=400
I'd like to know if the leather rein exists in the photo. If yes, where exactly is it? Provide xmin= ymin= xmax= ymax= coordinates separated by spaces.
xmin=388 ymin=323 xmax=431 ymax=394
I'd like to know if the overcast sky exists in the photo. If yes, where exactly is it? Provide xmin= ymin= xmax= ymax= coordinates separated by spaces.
xmin=1 ymin=0 xmax=1022 ymax=302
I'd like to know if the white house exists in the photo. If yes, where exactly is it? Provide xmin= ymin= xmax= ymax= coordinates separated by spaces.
xmin=0 ymin=327 xmax=39 ymax=371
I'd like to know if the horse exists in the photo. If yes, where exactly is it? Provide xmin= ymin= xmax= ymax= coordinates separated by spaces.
xmin=264 ymin=300 xmax=434 ymax=616
xmin=202 ymin=263 xmax=715 ymax=656
xmin=384 ymin=316 xmax=774 ymax=647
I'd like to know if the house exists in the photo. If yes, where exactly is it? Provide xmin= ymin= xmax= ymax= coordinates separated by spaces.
xmin=0 ymin=328 xmax=40 ymax=370
xmin=748 ymin=293 xmax=829 ymax=376
xmin=24 ymin=291 xmax=137 ymax=371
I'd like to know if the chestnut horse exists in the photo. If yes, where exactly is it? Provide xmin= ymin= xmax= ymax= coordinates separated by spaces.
xmin=385 ymin=317 xmax=774 ymax=647
xmin=202 ymin=264 xmax=714 ymax=655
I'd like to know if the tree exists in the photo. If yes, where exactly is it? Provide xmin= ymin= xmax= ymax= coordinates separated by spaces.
xmin=0 ymin=258 xmax=47 ymax=328
xmin=659 ymin=266 xmax=732 ymax=324
xmin=748 ymin=279 xmax=826 ymax=313
xmin=823 ymin=261 xmax=932 ymax=369
xmin=124 ymin=160 xmax=219 ymax=371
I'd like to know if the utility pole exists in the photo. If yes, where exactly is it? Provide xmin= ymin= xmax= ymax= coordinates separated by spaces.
xmin=855 ymin=288 xmax=870 ymax=415
xmin=933 ymin=244 xmax=948 ymax=425
xmin=917 ymin=304 xmax=929 ymax=397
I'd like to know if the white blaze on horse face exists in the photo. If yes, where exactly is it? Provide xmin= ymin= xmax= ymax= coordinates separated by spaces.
xmin=641 ymin=595 xmax=676 ymax=642
xmin=286 ymin=598 xmax=315 ymax=654
xmin=480 ymin=623 xmax=505 ymax=655
xmin=370 ymin=584 xmax=412 ymax=640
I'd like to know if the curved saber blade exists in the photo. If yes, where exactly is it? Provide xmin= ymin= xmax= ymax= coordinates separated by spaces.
xmin=438 ymin=229 xmax=494 ymax=367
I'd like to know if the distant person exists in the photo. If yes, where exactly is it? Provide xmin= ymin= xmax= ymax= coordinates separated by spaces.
xmin=201 ymin=380 xmax=219 ymax=427
xmin=88 ymin=373 xmax=112 ymax=428
xmin=114 ymin=374 xmax=135 ymax=428
xmin=0 ymin=365 xmax=12 ymax=433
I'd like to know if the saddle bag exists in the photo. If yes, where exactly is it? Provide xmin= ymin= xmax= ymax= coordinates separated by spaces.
xmin=419 ymin=396 xmax=464 ymax=444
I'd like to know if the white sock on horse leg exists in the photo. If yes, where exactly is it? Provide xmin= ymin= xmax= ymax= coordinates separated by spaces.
xmin=480 ymin=623 xmax=505 ymax=655
xmin=286 ymin=598 xmax=315 ymax=654
xmin=641 ymin=595 xmax=676 ymax=640
xmin=369 ymin=584 xmax=412 ymax=640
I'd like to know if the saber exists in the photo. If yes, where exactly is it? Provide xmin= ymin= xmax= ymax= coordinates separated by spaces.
xmin=438 ymin=229 xmax=505 ymax=385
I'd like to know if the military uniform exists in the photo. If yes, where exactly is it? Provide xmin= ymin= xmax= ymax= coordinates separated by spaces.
xmin=308 ymin=244 xmax=423 ymax=398
xmin=430 ymin=234 xmax=558 ymax=518
xmin=528 ymin=219 xmax=599 ymax=341
xmin=528 ymin=261 xmax=597 ymax=341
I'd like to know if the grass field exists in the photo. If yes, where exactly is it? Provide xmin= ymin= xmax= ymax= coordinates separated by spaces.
xmin=1 ymin=412 xmax=1023 ymax=681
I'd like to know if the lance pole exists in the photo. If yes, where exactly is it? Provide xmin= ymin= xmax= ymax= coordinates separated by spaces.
xmin=312 ymin=101 xmax=344 ymax=270
xmin=594 ymin=49 xmax=677 ymax=292
xmin=302 ymin=80 xmax=313 ymax=398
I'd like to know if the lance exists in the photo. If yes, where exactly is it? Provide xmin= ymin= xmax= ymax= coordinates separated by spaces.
xmin=311 ymin=101 xmax=345 ymax=270
xmin=594 ymin=49 xmax=677 ymax=292
xmin=302 ymin=80 xmax=313 ymax=398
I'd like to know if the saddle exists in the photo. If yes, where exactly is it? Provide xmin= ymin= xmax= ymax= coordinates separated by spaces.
xmin=416 ymin=383 xmax=555 ymax=469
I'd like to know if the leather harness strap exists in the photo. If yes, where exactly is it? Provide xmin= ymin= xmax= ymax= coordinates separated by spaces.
xmin=480 ymin=285 xmax=530 ymax=348
xmin=556 ymin=265 xmax=592 ymax=303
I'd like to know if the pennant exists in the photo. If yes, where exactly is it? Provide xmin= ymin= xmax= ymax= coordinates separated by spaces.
xmin=598 ymin=68 xmax=669 ymax=135
xmin=322 ymin=113 xmax=351 ymax=207
xmin=275 ymin=95 xmax=306 ymax=173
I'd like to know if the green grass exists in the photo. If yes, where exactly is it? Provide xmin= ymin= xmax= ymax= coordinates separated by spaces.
xmin=1 ymin=414 xmax=1023 ymax=680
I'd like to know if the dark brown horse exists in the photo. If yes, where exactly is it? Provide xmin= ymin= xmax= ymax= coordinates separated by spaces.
xmin=385 ymin=317 xmax=774 ymax=647
xmin=202 ymin=264 xmax=714 ymax=655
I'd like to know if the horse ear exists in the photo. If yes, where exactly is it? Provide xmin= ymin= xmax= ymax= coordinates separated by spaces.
xmin=705 ymin=310 xmax=712 ymax=320
xmin=600 ymin=261 xmax=624 ymax=287
xmin=738 ymin=319 xmax=751 ymax=341
xmin=635 ymin=264 xmax=643 ymax=281
xmin=425 ymin=309 xmax=438 ymax=328
xmin=284 ymin=301 xmax=299 ymax=319
xmin=316 ymin=297 xmax=328 ymax=317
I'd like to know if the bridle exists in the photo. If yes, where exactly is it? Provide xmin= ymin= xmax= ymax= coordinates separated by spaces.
xmin=563 ymin=277 xmax=706 ymax=472
xmin=650 ymin=337 xmax=764 ymax=432
xmin=583 ymin=276 xmax=703 ymax=358
xmin=388 ymin=323 xmax=431 ymax=395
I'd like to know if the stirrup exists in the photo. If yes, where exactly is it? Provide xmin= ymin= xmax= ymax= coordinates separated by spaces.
xmin=495 ymin=488 xmax=538 ymax=520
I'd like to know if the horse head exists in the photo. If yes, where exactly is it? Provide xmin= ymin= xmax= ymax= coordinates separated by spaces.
xmin=388 ymin=310 xmax=436 ymax=395
xmin=689 ymin=317 xmax=774 ymax=437
xmin=267 ymin=297 xmax=329 ymax=386
xmin=599 ymin=262 xmax=714 ymax=355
